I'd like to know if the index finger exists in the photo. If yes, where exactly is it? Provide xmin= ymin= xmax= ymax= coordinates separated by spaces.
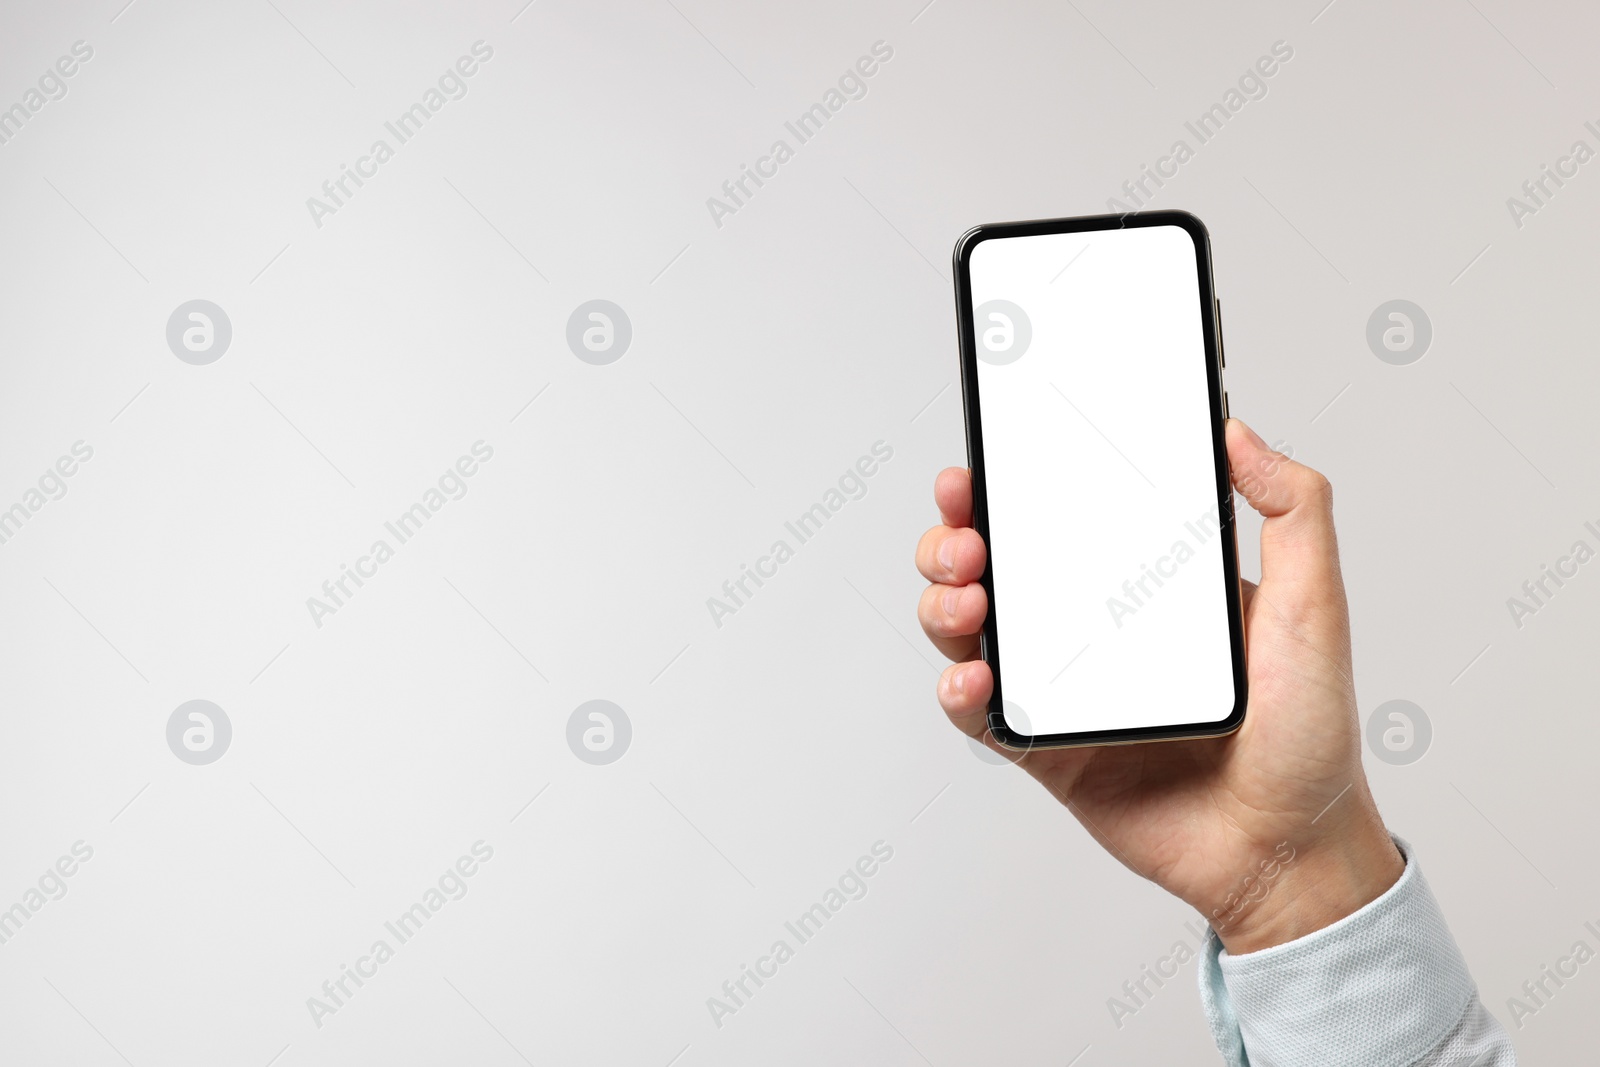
xmin=934 ymin=467 xmax=973 ymax=529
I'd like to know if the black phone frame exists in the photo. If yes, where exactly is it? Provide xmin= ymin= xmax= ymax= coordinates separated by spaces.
xmin=952 ymin=209 xmax=1248 ymax=751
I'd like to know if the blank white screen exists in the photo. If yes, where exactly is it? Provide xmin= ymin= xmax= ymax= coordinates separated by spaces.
xmin=969 ymin=223 xmax=1236 ymax=738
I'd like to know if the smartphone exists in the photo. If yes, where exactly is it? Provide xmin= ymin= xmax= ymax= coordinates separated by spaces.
xmin=952 ymin=210 xmax=1247 ymax=749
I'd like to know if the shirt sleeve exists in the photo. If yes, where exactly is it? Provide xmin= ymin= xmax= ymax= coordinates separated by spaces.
xmin=1197 ymin=836 xmax=1516 ymax=1066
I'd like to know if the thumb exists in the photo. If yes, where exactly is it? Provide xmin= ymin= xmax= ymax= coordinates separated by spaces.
xmin=1225 ymin=419 xmax=1345 ymax=611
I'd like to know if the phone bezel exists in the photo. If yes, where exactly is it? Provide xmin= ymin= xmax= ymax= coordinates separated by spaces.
xmin=952 ymin=209 xmax=1248 ymax=750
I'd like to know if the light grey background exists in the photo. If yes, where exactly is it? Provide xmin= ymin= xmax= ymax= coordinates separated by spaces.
xmin=1 ymin=0 xmax=1595 ymax=1063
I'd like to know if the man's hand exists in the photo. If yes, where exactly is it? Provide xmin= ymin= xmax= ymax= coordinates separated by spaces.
xmin=915 ymin=418 xmax=1403 ymax=953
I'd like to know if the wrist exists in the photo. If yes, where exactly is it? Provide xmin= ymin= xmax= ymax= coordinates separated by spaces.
xmin=1212 ymin=815 xmax=1403 ymax=956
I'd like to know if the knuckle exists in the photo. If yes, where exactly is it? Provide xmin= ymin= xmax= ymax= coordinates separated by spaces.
xmin=1282 ymin=463 xmax=1331 ymax=507
xmin=1303 ymin=469 xmax=1333 ymax=508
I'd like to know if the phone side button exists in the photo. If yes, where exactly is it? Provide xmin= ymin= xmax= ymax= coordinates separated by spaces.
xmin=1223 ymin=390 xmax=1230 ymax=418
xmin=1215 ymin=299 xmax=1226 ymax=367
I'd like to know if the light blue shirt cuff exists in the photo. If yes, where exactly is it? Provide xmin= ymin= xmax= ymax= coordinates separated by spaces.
xmin=1198 ymin=836 xmax=1485 ymax=1067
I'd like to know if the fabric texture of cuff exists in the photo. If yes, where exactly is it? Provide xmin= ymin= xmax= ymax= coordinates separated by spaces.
xmin=1197 ymin=836 xmax=1478 ymax=1067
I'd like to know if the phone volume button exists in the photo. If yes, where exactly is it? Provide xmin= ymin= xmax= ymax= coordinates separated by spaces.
xmin=1215 ymin=299 xmax=1226 ymax=367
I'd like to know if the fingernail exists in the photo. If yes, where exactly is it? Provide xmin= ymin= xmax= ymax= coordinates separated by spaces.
xmin=942 ymin=587 xmax=960 ymax=617
xmin=937 ymin=537 xmax=956 ymax=572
